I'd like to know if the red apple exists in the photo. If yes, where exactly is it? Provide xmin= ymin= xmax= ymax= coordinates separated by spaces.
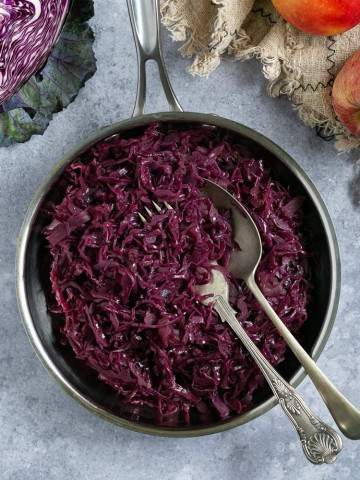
xmin=332 ymin=50 xmax=360 ymax=137
xmin=271 ymin=0 xmax=360 ymax=36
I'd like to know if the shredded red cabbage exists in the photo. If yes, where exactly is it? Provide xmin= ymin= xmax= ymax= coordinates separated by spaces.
xmin=44 ymin=123 xmax=311 ymax=426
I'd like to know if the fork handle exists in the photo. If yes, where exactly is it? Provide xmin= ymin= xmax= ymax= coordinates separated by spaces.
xmin=246 ymin=274 xmax=360 ymax=440
xmin=214 ymin=295 xmax=342 ymax=465
xmin=127 ymin=0 xmax=182 ymax=116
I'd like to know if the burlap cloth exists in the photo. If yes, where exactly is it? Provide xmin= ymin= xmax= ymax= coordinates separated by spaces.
xmin=161 ymin=0 xmax=360 ymax=151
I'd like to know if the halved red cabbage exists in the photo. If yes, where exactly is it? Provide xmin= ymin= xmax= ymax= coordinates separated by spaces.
xmin=0 ymin=0 xmax=70 ymax=103
xmin=44 ymin=123 xmax=311 ymax=426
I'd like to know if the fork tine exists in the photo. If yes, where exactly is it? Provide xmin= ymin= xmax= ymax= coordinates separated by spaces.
xmin=138 ymin=212 xmax=147 ymax=224
xmin=152 ymin=201 xmax=162 ymax=213
xmin=164 ymin=201 xmax=173 ymax=210
xmin=144 ymin=206 xmax=154 ymax=217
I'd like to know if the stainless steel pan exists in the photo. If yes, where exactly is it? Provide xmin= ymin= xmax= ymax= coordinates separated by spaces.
xmin=16 ymin=0 xmax=340 ymax=436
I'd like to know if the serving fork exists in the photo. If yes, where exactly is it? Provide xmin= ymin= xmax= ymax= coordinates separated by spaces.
xmin=138 ymin=196 xmax=342 ymax=464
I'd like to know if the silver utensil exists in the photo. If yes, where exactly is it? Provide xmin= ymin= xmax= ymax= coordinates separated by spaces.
xmin=202 ymin=178 xmax=360 ymax=440
xmin=139 ymin=200 xmax=342 ymax=464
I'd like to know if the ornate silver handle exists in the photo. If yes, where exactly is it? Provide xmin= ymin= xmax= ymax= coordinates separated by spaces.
xmin=246 ymin=274 xmax=360 ymax=440
xmin=127 ymin=0 xmax=182 ymax=116
xmin=214 ymin=296 xmax=343 ymax=465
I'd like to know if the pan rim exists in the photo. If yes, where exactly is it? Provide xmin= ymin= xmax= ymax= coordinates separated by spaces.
xmin=16 ymin=111 xmax=341 ymax=437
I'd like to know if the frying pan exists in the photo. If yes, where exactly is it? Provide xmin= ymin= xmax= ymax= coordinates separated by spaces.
xmin=16 ymin=0 xmax=340 ymax=436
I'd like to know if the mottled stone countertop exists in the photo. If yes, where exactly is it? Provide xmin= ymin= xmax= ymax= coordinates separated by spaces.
xmin=0 ymin=1 xmax=359 ymax=479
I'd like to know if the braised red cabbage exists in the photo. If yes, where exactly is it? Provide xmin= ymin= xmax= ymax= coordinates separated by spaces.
xmin=44 ymin=124 xmax=311 ymax=426
xmin=0 ymin=0 xmax=70 ymax=103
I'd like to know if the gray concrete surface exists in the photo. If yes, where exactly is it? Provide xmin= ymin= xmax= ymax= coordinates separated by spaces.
xmin=0 ymin=1 xmax=359 ymax=479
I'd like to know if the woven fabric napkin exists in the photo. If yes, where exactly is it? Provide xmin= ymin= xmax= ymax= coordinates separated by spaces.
xmin=161 ymin=0 xmax=360 ymax=151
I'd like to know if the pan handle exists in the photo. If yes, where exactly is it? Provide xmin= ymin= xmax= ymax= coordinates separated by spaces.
xmin=127 ymin=0 xmax=183 ymax=117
